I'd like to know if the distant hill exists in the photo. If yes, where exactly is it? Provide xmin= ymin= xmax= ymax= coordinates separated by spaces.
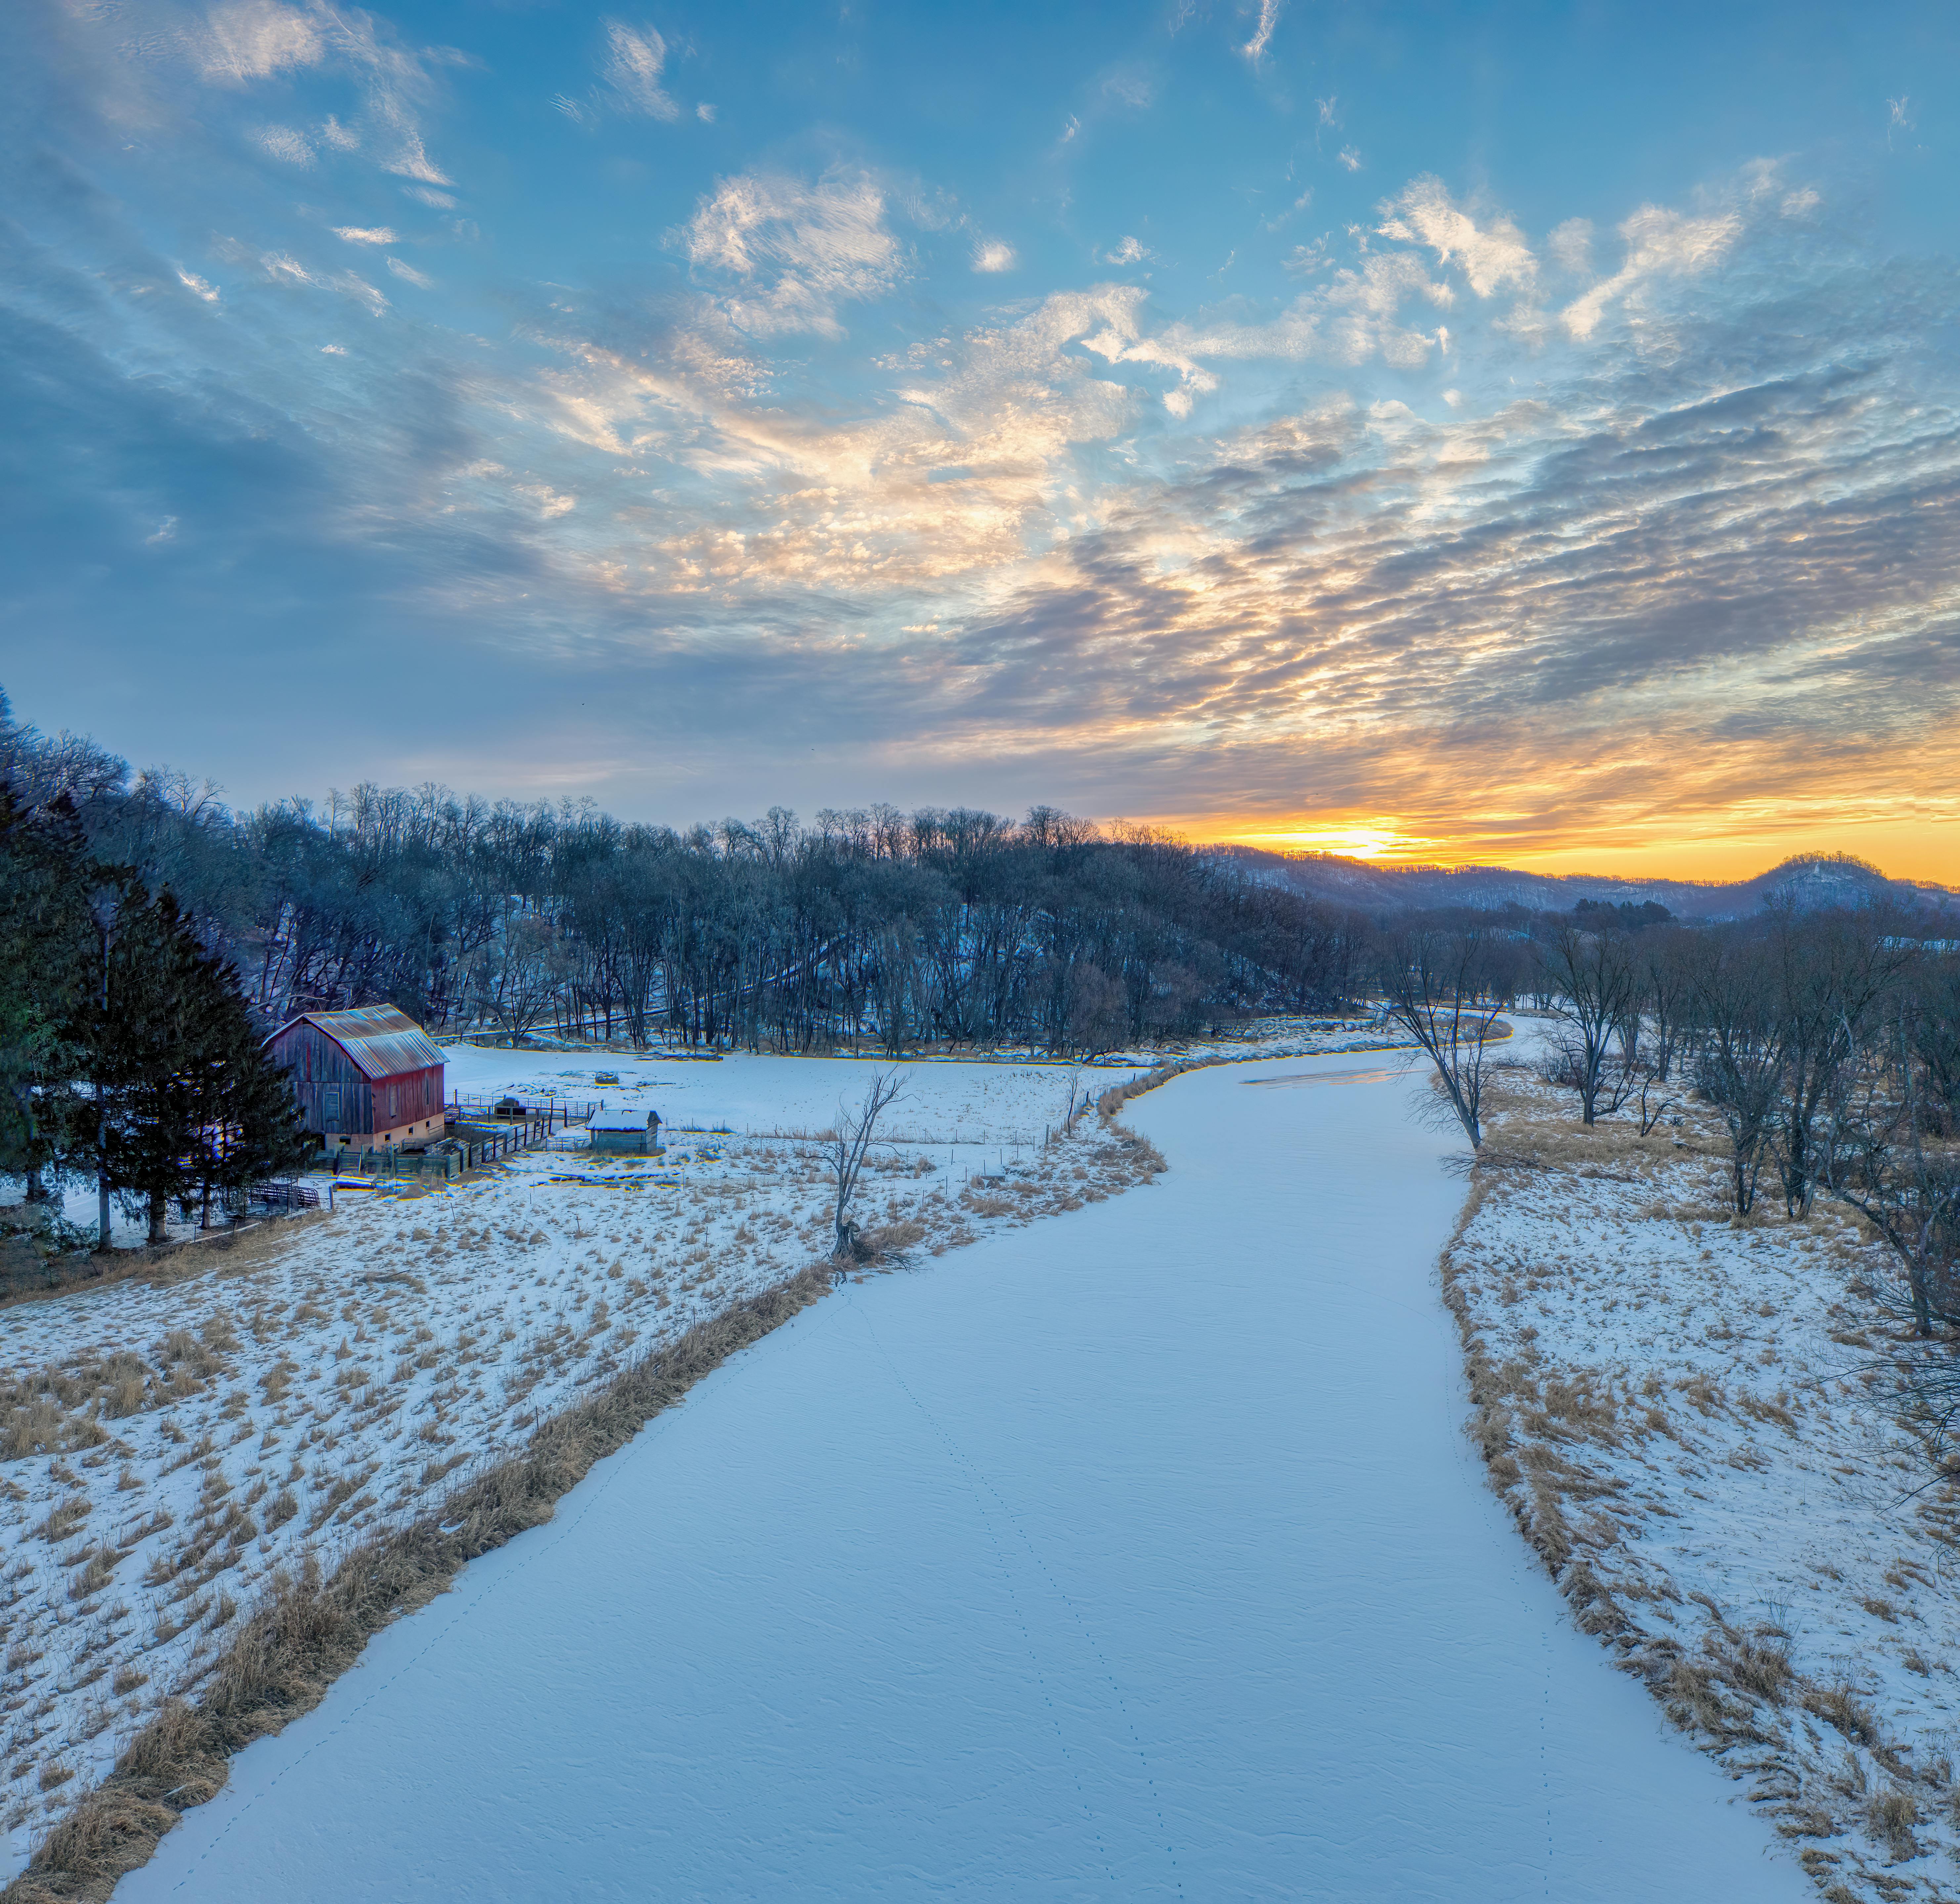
xmin=1215 ymin=848 xmax=1960 ymax=923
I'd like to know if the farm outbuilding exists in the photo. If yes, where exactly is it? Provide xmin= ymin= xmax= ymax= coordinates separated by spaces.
xmin=265 ymin=1006 xmax=447 ymax=1153
xmin=589 ymin=1107 xmax=662 ymax=1155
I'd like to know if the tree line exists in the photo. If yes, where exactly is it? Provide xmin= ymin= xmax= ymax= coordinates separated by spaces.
xmin=6 ymin=689 xmax=1953 ymax=1287
xmin=1382 ymin=909 xmax=1960 ymax=1338
xmin=0 ymin=695 xmax=1370 ymax=1063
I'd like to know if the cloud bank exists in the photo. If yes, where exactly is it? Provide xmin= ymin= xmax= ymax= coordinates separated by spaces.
xmin=2 ymin=0 xmax=1952 ymax=874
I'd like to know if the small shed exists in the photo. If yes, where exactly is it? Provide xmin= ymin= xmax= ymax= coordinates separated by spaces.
xmin=265 ymin=1005 xmax=446 ymax=1153
xmin=589 ymin=1107 xmax=662 ymax=1155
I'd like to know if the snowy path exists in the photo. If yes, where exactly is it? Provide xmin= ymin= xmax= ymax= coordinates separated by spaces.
xmin=115 ymin=1057 xmax=1803 ymax=1901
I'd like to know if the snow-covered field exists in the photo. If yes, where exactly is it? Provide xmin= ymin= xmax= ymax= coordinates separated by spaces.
xmin=114 ymin=1057 xmax=1800 ymax=1901
xmin=1449 ymin=1064 xmax=1960 ymax=1902
xmin=24 ymin=1016 xmax=1400 ymax=1253
xmin=0 ymin=1023 xmax=1386 ymax=1877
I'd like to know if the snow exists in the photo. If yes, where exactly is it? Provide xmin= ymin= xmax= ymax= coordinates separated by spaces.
xmin=0 ymin=1048 xmax=1177 ymax=1869
xmin=1447 ymin=1057 xmax=1960 ymax=1896
xmin=0 ymin=1027 xmax=1400 ymax=1867
xmin=115 ymin=1056 xmax=1802 ymax=1900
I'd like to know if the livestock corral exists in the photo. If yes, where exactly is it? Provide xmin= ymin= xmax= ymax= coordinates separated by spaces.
xmin=0 ymin=1020 xmax=1388 ymax=1875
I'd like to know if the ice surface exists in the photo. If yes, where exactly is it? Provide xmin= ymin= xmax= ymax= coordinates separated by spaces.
xmin=115 ymin=1056 xmax=1803 ymax=1900
xmin=0 ymin=1048 xmax=1169 ymax=1861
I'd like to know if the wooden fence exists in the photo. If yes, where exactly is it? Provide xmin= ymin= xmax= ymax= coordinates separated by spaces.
xmin=449 ymin=1095 xmax=599 ymax=1132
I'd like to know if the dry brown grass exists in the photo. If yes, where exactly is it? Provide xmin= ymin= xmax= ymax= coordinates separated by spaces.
xmin=860 ymin=1220 xmax=928 ymax=1261
xmin=3 ymin=1264 xmax=831 ymax=1904
xmin=1097 ymin=1059 xmax=1202 ymax=1118
xmin=1446 ymin=1069 xmax=1957 ymax=1900
xmin=0 ymin=1213 xmax=328 ymax=1322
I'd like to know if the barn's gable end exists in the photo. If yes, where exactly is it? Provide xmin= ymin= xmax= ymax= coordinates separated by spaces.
xmin=265 ymin=1006 xmax=446 ymax=1149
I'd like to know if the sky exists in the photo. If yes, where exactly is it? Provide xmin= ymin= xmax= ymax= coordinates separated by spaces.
xmin=2 ymin=0 xmax=1957 ymax=882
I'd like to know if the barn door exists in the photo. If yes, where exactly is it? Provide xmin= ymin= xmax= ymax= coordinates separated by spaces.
xmin=323 ymin=1085 xmax=341 ymax=1133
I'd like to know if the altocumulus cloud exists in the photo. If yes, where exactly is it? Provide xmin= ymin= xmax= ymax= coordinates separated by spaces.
xmin=0 ymin=0 xmax=1954 ymax=855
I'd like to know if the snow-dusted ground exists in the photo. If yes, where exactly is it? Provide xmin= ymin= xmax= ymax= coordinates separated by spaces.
xmin=0 ymin=1024 xmax=1401 ymax=1874
xmin=116 ymin=1057 xmax=1800 ymax=1901
xmin=0 ymin=1047 xmax=1192 ymax=1874
xmin=9 ymin=1017 xmax=1398 ymax=1254
xmin=1449 ymin=1065 xmax=1960 ymax=1902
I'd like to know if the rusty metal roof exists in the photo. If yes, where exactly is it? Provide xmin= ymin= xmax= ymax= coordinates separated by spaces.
xmin=273 ymin=1006 xmax=444 ymax=1081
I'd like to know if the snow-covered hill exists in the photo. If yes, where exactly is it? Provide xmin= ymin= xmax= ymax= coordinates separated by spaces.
xmin=1221 ymin=847 xmax=1960 ymax=923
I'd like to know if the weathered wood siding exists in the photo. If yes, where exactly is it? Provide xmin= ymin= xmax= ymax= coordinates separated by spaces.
xmin=266 ymin=1022 xmax=443 ymax=1143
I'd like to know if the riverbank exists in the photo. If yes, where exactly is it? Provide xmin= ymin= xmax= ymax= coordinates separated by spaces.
xmin=1449 ymin=1067 xmax=1960 ymax=1902
xmin=108 ymin=1058 xmax=1800 ymax=1901
xmin=0 ymin=1048 xmax=1181 ymax=1882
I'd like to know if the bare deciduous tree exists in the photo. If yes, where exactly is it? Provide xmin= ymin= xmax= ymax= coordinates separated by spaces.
xmin=1768 ymin=909 xmax=1909 ymax=1217
xmin=466 ymin=913 xmax=570 ymax=1046
xmin=1537 ymin=926 xmax=1641 ymax=1125
xmin=1825 ymin=1002 xmax=1960 ymax=1339
xmin=1635 ymin=1072 xmax=1676 ymax=1137
xmin=1640 ymin=927 xmax=1694 ymax=1083
xmin=827 ymin=1069 xmax=904 ymax=1262
xmin=1687 ymin=937 xmax=1787 ymax=1216
xmin=1380 ymin=927 xmax=1504 ymax=1149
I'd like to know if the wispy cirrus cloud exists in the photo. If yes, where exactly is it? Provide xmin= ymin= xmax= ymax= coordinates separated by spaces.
xmin=245 ymin=244 xmax=389 ymax=313
xmin=871 ymin=311 xmax=1960 ymax=851
xmin=3 ymin=0 xmax=1950 ymax=870
xmin=1376 ymin=177 xmax=1535 ymax=299
xmin=555 ymin=18 xmax=683 ymax=126
xmin=194 ymin=0 xmax=324 ymax=84
xmin=182 ymin=0 xmax=459 ymax=190
xmin=1561 ymin=201 xmax=1742 ymax=338
xmin=253 ymin=123 xmax=315 ymax=164
xmin=598 ymin=20 xmax=678 ymax=119
xmin=680 ymin=169 xmax=905 ymax=337
xmin=1241 ymin=0 xmax=1282 ymax=64
xmin=515 ymin=284 xmax=1143 ymax=596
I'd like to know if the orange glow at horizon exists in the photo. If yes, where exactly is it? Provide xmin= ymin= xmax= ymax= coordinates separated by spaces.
xmin=1168 ymin=814 xmax=1960 ymax=889
xmin=1229 ymin=819 xmax=1431 ymax=861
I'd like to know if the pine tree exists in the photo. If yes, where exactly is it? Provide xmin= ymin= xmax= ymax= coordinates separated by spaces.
xmin=93 ymin=892 xmax=308 ymax=1241
xmin=97 ymin=889 xmax=206 ymax=1245
xmin=177 ymin=929 xmax=309 ymax=1227
xmin=0 ymin=786 xmax=93 ymax=1202
xmin=4 ymin=785 xmax=304 ymax=1248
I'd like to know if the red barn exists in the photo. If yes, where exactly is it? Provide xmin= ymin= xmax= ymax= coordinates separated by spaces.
xmin=265 ymin=1005 xmax=446 ymax=1154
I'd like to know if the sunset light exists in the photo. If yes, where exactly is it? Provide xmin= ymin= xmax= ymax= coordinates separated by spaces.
xmin=6 ymin=4 xmax=1960 ymax=1893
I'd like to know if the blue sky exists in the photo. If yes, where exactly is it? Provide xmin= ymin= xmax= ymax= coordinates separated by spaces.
xmin=4 ymin=0 xmax=1957 ymax=875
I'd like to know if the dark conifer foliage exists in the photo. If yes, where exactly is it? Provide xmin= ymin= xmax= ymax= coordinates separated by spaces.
xmin=0 ymin=786 xmax=92 ymax=1198
xmin=0 ymin=734 xmax=307 ymax=1236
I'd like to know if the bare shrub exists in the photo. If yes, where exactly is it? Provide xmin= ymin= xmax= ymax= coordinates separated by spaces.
xmin=99 ymin=1359 xmax=146 ymax=1420
xmin=1804 ymin=1680 xmax=1881 ymax=1749
xmin=1867 ymin=1786 xmax=1921 ymax=1860
xmin=33 ymin=1497 xmax=90 ymax=1545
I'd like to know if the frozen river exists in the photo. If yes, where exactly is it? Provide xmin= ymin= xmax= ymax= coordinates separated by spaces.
xmin=117 ymin=1055 xmax=1801 ymax=1900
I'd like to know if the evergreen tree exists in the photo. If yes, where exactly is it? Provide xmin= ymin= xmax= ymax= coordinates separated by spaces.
xmin=0 ymin=786 xmax=93 ymax=1202
xmin=177 ymin=932 xmax=309 ymax=1227
xmin=86 ymin=892 xmax=307 ymax=1242
xmin=90 ymin=886 xmax=202 ymax=1245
